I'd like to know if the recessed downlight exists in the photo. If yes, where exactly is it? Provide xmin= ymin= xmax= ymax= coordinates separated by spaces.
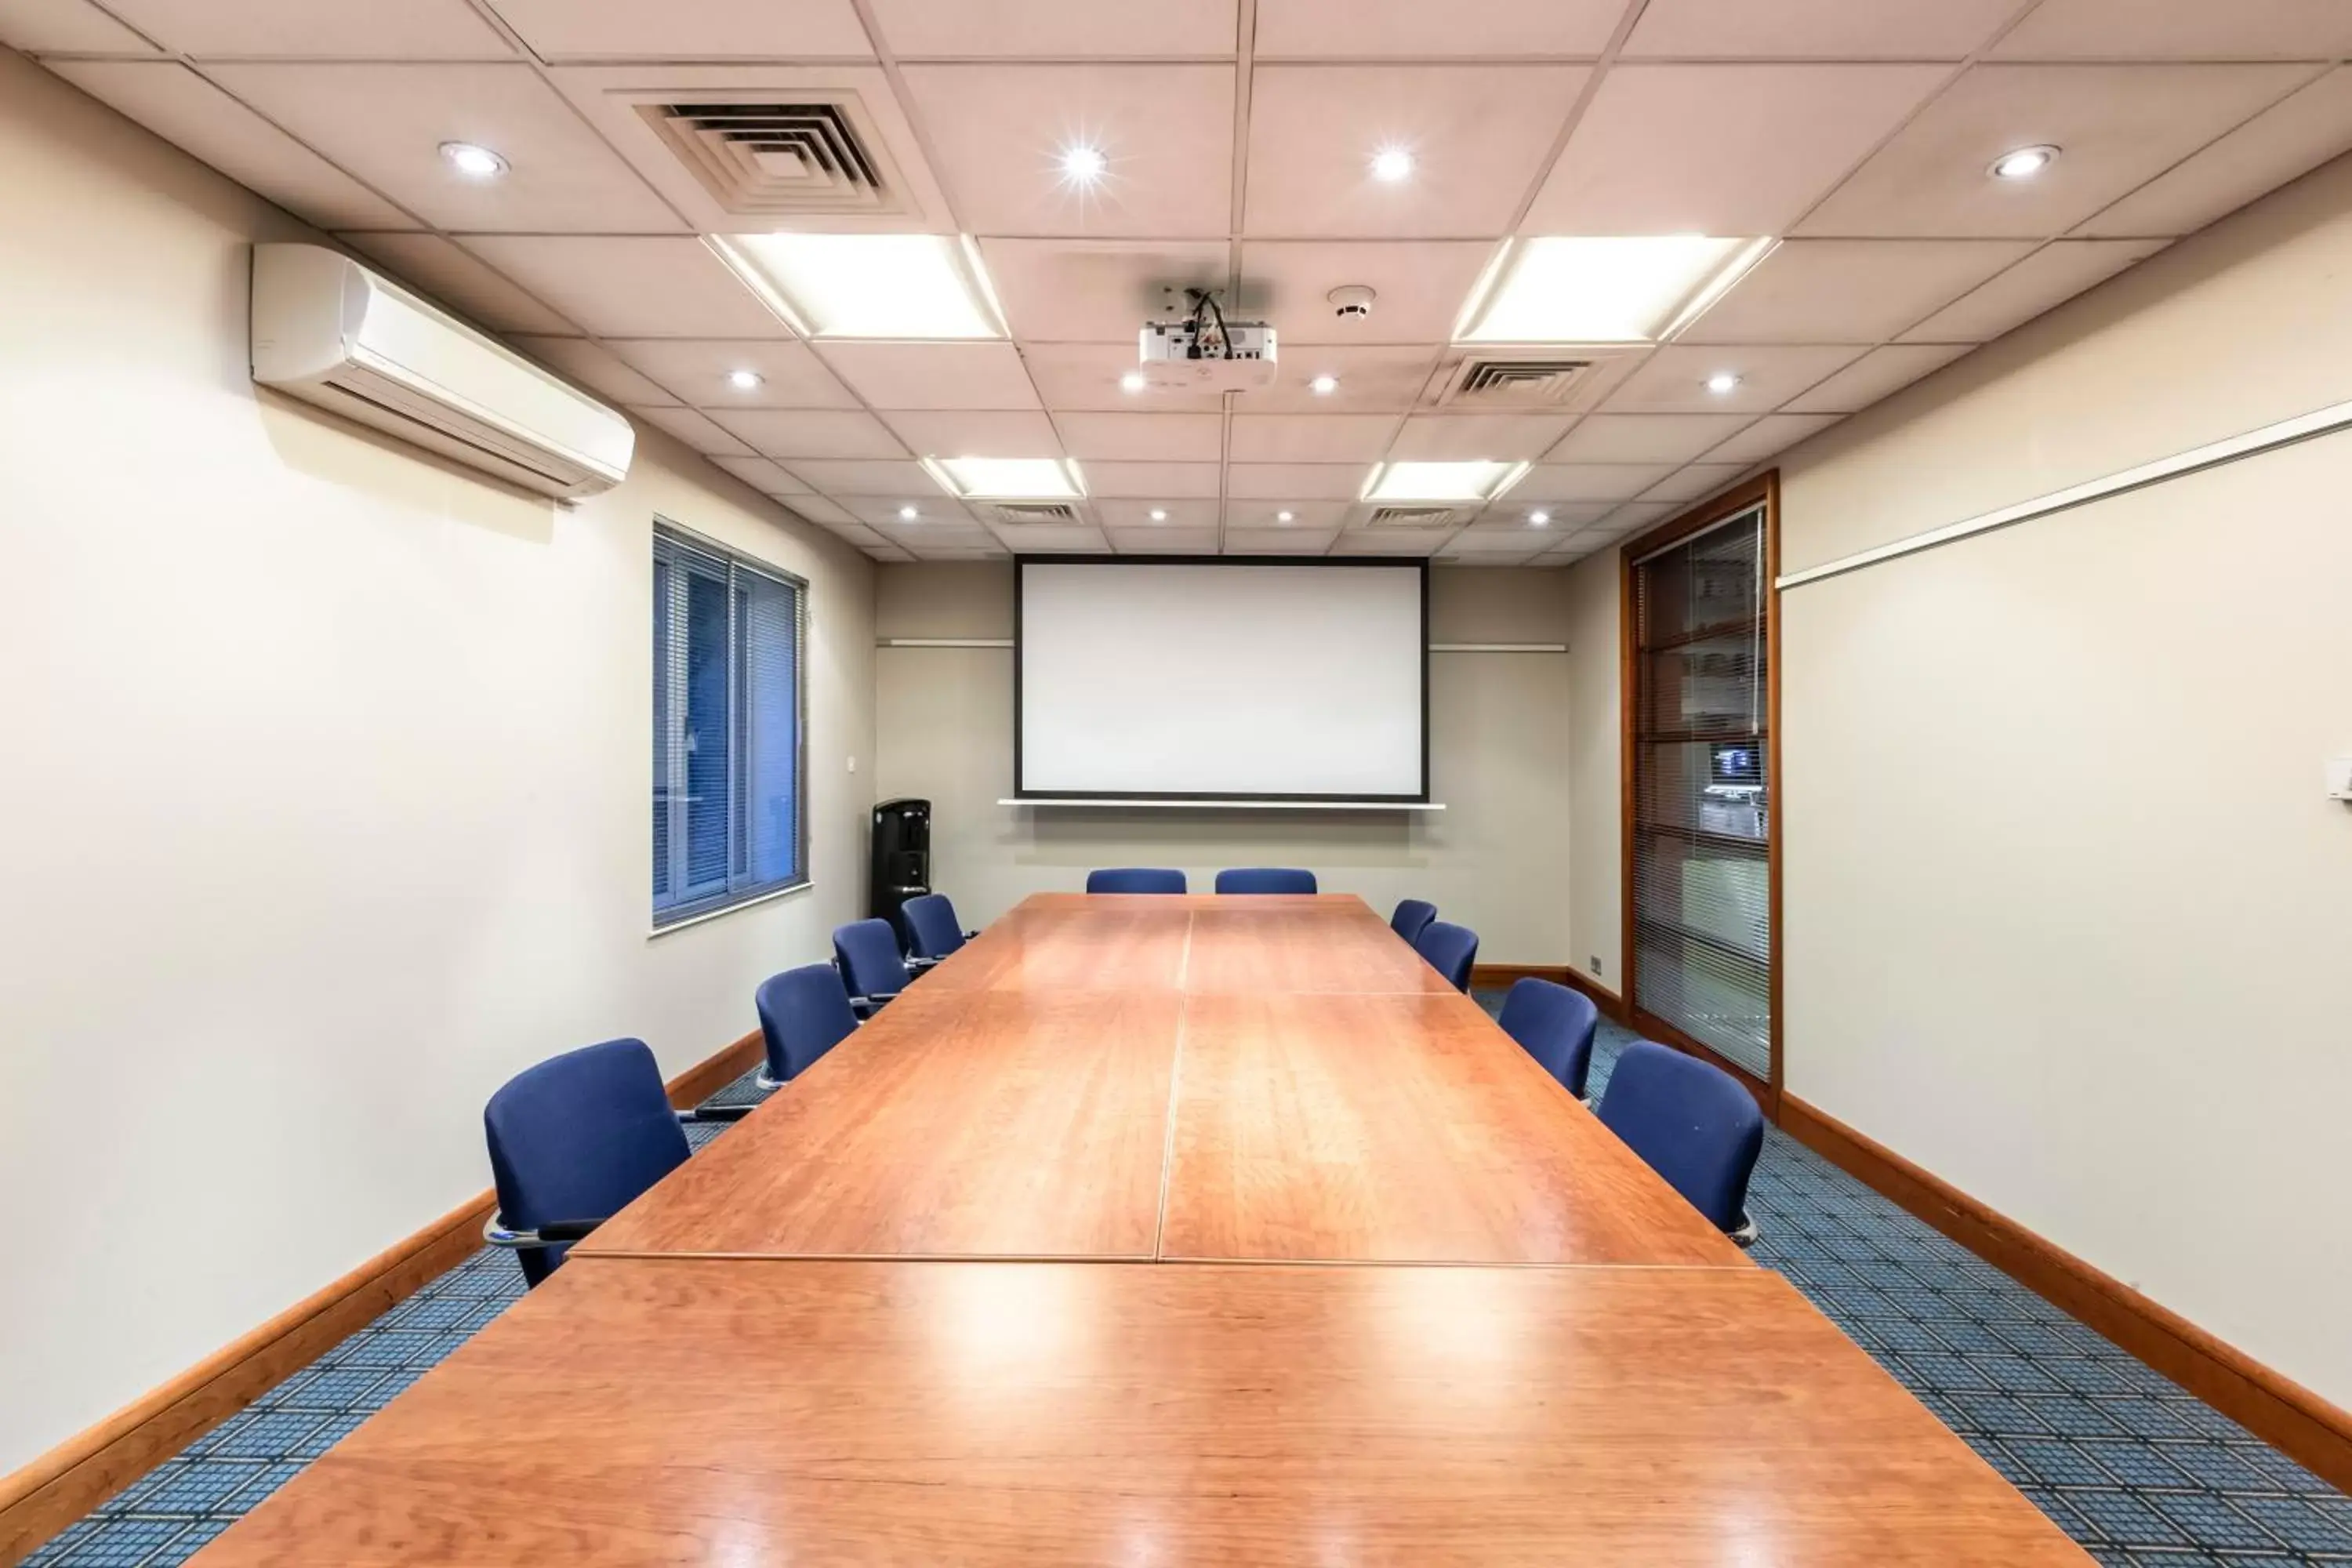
xmin=1529 ymin=510 xmax=1552 ymax=527
xmin=1308 ymin=374 xmax=1339 ymax=396
xmin=1705 ymin=372 xmax=1742 ymax=396
xmin=1276 ymin=510 xmax=1296 ymax=523
xmin=726 ymin=368 xmax=764 ymax=391
xmin=1119 ymin=371 xmax=1147 ymax=394
xmin=1991 ymin=144 xmax=2060 ymax=180
xmin=898 ymin=505 xmax=920 ymax=521
xmin=1149 ymin=508 xmax=1169 ymax=522
xmin=1370 ymin=146 xmax=1414 ymax=183
xmin=439 ymin=141 xmax=506 ymax=180
xmin=1061 ymin=143 xmax=1108 ymax=187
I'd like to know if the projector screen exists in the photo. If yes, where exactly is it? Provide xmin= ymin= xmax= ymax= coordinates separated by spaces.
xmin=1016 ymin=558 xmax=1428 ymax=801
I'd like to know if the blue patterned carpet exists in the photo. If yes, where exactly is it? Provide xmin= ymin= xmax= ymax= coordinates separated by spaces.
xmin=24 ymin=1009 xmax=2350 ymax=1567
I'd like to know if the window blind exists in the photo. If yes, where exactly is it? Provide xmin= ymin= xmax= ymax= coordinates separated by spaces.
xmin=652 ymin=525 xmax=806 ymax=924
xmin=1631 ymin=506 xmax=1771 ymax=1079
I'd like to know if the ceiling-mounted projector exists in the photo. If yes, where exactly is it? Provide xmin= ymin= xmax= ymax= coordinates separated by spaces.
xmin=1138 ymin=289 xmax=1278 ymax=391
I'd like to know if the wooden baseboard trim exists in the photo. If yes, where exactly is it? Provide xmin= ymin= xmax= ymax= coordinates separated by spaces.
xmin=1469 ymin=964 xmax=1634 ymax=1029
xmin=1779 ymin=1094 xmax=2352 ymax=1493
xmin=0 ymin=1029 xmax=764 ymax=1566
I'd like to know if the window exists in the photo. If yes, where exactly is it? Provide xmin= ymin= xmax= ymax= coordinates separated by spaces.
xmin=652 ymin=524 xmax=806 ymax=925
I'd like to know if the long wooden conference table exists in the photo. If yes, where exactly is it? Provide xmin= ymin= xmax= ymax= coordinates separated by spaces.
xmin=194 ymin=894 xmax=2089 ymax=1565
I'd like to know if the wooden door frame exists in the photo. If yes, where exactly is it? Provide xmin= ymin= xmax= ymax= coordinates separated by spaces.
xmin=1617 ymin=470 xmax=1784 ymax=1118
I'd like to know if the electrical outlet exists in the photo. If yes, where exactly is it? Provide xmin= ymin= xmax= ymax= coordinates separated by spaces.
xmin=1589 ymin=956 xmax=1603 ymax=975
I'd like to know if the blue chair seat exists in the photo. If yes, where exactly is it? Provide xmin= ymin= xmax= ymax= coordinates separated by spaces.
xmin=1596 ymin=1040 xmax=1766 ymax=1243
xmin=1087 ymin=867 xmax=1187 ymax=894
xmin=900 ymin=892 xmax=971 ymax=962
xmin=1216 ymin=867 xmax=1317 ymax=895
xmin=755 ymin=964 xmax=861 ymax=1088
xmin=1389 ymin=898 xmax=1437 ymax=946
xmin=833 ymin=917 xmax=913 ymax=1011
xmin=1414 ymin=920 xmax=1479 ymax=993
xmin=1497 ymin=977 xmax=1600 ymax=1098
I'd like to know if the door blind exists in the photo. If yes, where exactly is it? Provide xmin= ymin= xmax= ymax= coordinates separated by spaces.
xmin=1631 ymin=505 xmax=1771 ymax=1080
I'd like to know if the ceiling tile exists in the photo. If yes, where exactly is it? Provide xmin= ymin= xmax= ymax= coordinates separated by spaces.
xmin=46 ymin=61 xmax=410 ymax=230
xmin=818 ymin=342 xmax=1042 ymax=411
xmin=459 ymin=237 xmax=788 ymax=338
xmin=1225 ymin=464 xmax=1370 ymax=499
xmin=508 ymin=336 xmax=677 ymax=407
xmin=1107 ymin=526 xmax=1221 ymax=554
xmin=482 ymin=0 xmax=874 ymax=59
xmin=99 ymin=0 xmax=510 ymax=56
xmin=1639 ymin=463 xmax=1751 ymax=505
xmin=1901 ymin=238 xmax=2166 ymax=342
xmin=708 ymin=409 xmax=908 ymax=459
xmin=1622 ymin=0 xmax=2020 ymax=60
xmin=1331 ymin=530 xmax=1446 ymax=557
xmin=1991 ymin=0 xmax=2352 ymax=60
xmin=1524 ymin=65 xmax=1947 ymax=236
xmin=877 ymin=522 xmax=1003 ymax=552
xmin=628 ymin=405 xmax=754 ymax=456
xmin=898 ymin=64 xmax=1234 ymax=238
xmin=604 ymin=339 xmax=858 ymax=409
xmin=1438 ymin=532 xmax=1555 ymax=563
xmin=1602 ymin=343 xmax=1868 ymax=412
xmin=779 ymin=495 xmax=861 ymax=524
xmin=1094 ymin=499 xmax=1220 ymax=528
xmin=1484 ymin=500 xmax=1618 ymax=529
xmin=1548 ymin=414 xmax=1755 ymax=464
xmin=1023 ymin=343 xmax=1225 ymax=414
xmin=1083 ymin=462 xmax=1224 ymax=498
xmin=2081 ymin=67 xmax=2352 ymax=238
xmin=1593 ymin=501 xmax=1679 ymax=532
xmin=1243 ymin=65 xmax=1590 ymax=238
xmin=867 ymin=0 xmax=1236 ymax=56
xmin=1238 ymin=345 xmax=1440 ymax=411
xmin=877 ymin=410 xmax=1065 ymax=459
xmin=545 ymin=64 xmax=953 ymax=234
xmin=1228 ymin=499 xmax=1348 ymax=528
xmin=1225 ymin=528 xmax=1339 ymax=554
xmin=1697 ymin=412 xmax=1843 ymax=466
xmin=1509 ymin=464 xmax=1676 ymax=503
xmin=340 ymin=233 xmax=573 ymax=335
xmin=782 ymin=459 xmax=946 ymax=494
xmin=1254 ymin=0 xmax=1621 ymax=57
xmin=1236 ymin=240 xmax=1498 ymax=345
xmin=985 ymin=522 xmax=1112 ymax=554
xmin=1679 ymin=239 xmax=2035 ymax=343
xmin=1055 ymin=412 xmax=1225 ymax=462
xmin=1229 ymin=414 xmax=1396 ymax=462
xmin=205 ymin=64 xmax=682 ymax=234
xmin=708 ymin=456 xmax=814 ymax=497
xmin=0 ymin=0 xmax=159 ymax=52
xmin=1781 ymin=343 xmax=1973 ymax=413
xmin=844 ymin=496 xmax=974 ymax=526
xmin=982 ymin=239 xmax=1232 ymax=343
xmin=1797 ymin=64 xmax=2314 ymax=240
xmin=1386 ymin=413 xmax=1573 ymax=461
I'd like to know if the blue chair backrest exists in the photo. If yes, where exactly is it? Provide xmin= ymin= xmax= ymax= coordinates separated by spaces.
xmin=1497 ymin=977 xmax=1600 ymax=1098
xmin=1389 ymin=898 xmax=1437 ymax=946
xmin=1087 ymin=867 xmax=1188 ymax=894
xmin=833 ymin=917 xmax=912 ymax=999
xmin=756 ymin=964 xmax=858 ymax=1083
xmin=1215 ymin=867 xmax=1318 ymax=895
xmin=484 ymin=1038 xmax=688 ymax=1287
xmin=1415 ymin=920 xmax=1479 ymax=993
xmin=1597 ymin=1040 xmax=1766 ymax=1233
xmin=901 ymin=892 xmax=965 ymax=960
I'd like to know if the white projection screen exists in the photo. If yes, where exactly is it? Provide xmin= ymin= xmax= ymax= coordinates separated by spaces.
xmin=1016 ymin=559 xmax=1428 ymax=801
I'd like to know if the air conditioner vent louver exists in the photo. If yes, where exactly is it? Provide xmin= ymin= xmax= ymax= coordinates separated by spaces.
xmin=988 ymin=503 xmax=1081 ymax=524
xmin=639 ymin=99 xmax=891 ymax=216
xmin=1436 ymin=357 xmax=1595 ymax=408
xmin=1366 ymin=506 xmax=1461 ymax=529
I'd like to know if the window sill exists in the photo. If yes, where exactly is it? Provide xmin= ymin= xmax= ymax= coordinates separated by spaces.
xmin=648 ymin=877 xmax=811 ymax=938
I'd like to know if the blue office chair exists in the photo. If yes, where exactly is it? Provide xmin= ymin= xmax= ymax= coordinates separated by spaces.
xmin=1415 ymin=920 xmax=1479 ymax=993
xmin=1087 ymin=867 xmax=1188 ymax=894
xmin=900 ymin=892 xmax=974 ymax=963
xmin=1497 ymin=977 xmax=1600 ymax=1098
xmin=833 ymin=917 xmax=913 ymax=1013
xmin=755 ymin=964 xmax=860 ymax=1090
xmin=1598 ymin=1040 xmax=1765 ymax=1245
xmin=1390 ymin=898 xmax=1438 ymax=946
xmin=1215 ymin=867 xmax=1318 ymax=895
xmin=482 ymin=1038 xmax=750 ymax=1287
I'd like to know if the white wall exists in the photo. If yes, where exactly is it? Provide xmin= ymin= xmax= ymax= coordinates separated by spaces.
xmin=0 ymin=50 xmax=876 ymax=1474
xmin=873 ymin=562 xmax=1575 ymax=963
xmin=1562 ymin=549 xmax=1623 ymax=993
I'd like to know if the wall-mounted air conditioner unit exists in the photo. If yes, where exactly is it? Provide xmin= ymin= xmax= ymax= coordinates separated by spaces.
xmin=250 ymin=244 xmax=633 ymax=501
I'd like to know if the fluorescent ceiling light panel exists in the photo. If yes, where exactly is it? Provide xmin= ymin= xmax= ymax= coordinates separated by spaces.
xmin=721 ymin=233 xmax=1005 ymax=339
xmin=1363 ymin=461 xmax=1526 ymax=503
xmin=1457 ymin=236 xmax=1759 ymax=345
xmin=928 ymin=456 xmax=1084 ymax=499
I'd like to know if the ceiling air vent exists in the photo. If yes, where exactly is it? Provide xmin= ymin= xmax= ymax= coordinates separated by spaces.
xmin=637 ymin=99 xmax=897 ymax=217
xmin=987 ymin=503 xmax=1081 ymax=524
xmin=1434 ymin=357 xmax=1595 ymax=408
xmin=1365 ymin=506 xmax=1462 ymax=529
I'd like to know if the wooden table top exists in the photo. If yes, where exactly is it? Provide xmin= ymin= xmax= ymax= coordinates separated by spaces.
xmin=574 ymin=895 xmax=1740 ymax=1265
xmin=192 ymin=1258 xmax=2091 ymax=1567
